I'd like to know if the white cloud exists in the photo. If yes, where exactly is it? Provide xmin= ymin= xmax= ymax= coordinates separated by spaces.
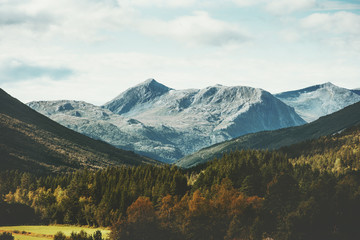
xmin=118 ymin=0 xmax=196 ymax=8
xmin=0 ymin=2 xmax=55 ymax=33
xmin=299 ymin=11 xmax=360 ymax=53
xmin=4 ymin=50 xmax=360 ymax=105
xmin=316 ymin=1 xmax=360 ymax=11
xmin=0 ymin=1 xmax=250 ymax=47
xmin=0 ymin=0 xmax=136 ymax=42
xmin=0 ymin=10 xmax=52 ymax=29
xmin=232 ymin=0 xmax=316 ymax=14
xmin=231 ymin=0 xmax=263 ymax=7
xmin=301 ymin=11 xmax=360 ymax=35
xmin=280 ymin=29 xmax=301 ymax=42
xmin=137 ymin=11 xmax=250 ymax=47
xmin=1 ymin=0 xmax=359 ymax=105
xmin=231 ymin=0 xmax=360 ymax=16
xmin=265 ymin=0 xmax=316 ymax=14
xmin=0 ymin=59 xmax=73 ymax=83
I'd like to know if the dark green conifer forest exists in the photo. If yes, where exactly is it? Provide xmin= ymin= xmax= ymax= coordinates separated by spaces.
xmin=1 ymin=125 xmax=360 ymax=240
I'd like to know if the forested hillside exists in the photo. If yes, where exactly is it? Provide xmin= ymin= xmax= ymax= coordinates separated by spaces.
xmin=0 ymin=88 xmax=156 ymax=174
xmin=2 ymin=124 xmax=360 ymax=240
xmin=281 ymin=125 xmax=360 ymax=173
xmin=0 ymin=166 xmax=187 ymax=227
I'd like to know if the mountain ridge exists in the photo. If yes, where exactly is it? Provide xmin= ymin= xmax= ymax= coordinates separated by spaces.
xmin=275 ymin=82 xmax=360 ymax=122
xmin=0 ymin=88 xmax=156 ymax=174
xmin=28 ymin=79 xmax=306 ymax=163
xmin=103 ymin=78 xmax=173 ymax=115
xmin=177 ymin=100 xmax=360 ymax=168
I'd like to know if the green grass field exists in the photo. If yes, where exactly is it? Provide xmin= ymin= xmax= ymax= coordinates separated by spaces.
xmin=11 ymin=234 xmax=50 ymax=240
xmin=0 ymin=225 xmax=110 ymax=240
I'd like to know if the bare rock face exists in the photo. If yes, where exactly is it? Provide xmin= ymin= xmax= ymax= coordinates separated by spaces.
xmin=103 ymin=79 xmax=172 ymax=115
xmin=28 ymin=79 xmax=306 ymax=163
xmin=275 ymin=82 xmax=360 ymax=122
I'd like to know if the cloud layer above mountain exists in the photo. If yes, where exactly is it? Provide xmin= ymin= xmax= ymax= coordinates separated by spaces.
xmin=1 ymin=0 xmax=359 ymax=104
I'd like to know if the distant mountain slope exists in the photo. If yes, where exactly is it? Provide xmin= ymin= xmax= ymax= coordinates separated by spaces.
xmin=177 ymin=101 xmax=360 ymax=168
xmin=0 ymin=89 xmax=156 ymax=174
xmin=29 ymin=79 xmax=305 ymax=163
xmin=28 ymin=100 xmax=182 ymax=162
xmin=352 ymin=89 xmax=360 ymax=95
xmin=275 ymin=82 xmax=360 ymax=122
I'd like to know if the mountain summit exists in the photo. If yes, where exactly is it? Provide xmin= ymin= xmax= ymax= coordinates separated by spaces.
xmin=275 ymin=82 xmax=360 ymax=122
xmin=108 ymin=83 xmax=306 ymax=138
xmin=29 ymin=80 xmax=306 ymax=162
xmin=103 ymin=78 xmax=172 ymax=115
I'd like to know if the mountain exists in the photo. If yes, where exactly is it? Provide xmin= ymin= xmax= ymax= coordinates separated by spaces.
xmin=103 ymin=79 xmax=306 ymax=140
xmin=352 ymin=88 xmax=360 ymax=95
xmin=29 ymin=79 xmax=306 ymax=163
xmin=28 ymin=100 xmax=181 ymax=162
xmin=177 ymin=101 xmax=360 ymax=168
xmin=0 ymin=89 xmax=156 ymax=174
xmin=103 ymin=79 xmax=173 ymax=115
xmin=275 ymin=82 xmax=360 ymax=122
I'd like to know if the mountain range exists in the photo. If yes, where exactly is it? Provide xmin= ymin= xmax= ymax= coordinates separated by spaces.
xmin=28 ymin=79 xmax=306 ymax=163
xmin=177 ymin=100 xmax=360 ymax=168
xmin=275 ymin=82 xmax=360 ymax=122
xmin=0 ymin=88 xmax=156 ymax=174
xmin=1 ymin=79 xmax=359 ymax=170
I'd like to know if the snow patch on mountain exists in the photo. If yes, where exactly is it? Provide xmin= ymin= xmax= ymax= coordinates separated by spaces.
xmin=28 ymin=100 xmax=183 ymax=162
xmin=28 ymin=79 xmax=306 ymax=163
xmin=275 ymin=82 xmax=360 ymax=122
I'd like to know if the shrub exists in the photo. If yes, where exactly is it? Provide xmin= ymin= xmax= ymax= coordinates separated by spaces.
xmin=0 ymin=232 xmax=14 ymax=240
xmin=54 ymin=230 xmax=104 ymax=240
xmin=54 ymin=232 xmax=67 ymax=240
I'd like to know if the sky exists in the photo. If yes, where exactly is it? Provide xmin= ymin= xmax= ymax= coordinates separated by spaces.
xmin=1 ymin=0 xmax=360 ymax=105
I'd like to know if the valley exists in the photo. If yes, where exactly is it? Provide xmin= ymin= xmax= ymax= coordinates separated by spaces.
xmin=1 ymin=123 xmax=360 ymax=239
xmin=28 ymin=79 xmax=307 ymax=163
xmin=2 ymin=1 xmax=360 ymax=239
xmin=1 ymin=82 xmax=360 ymax=240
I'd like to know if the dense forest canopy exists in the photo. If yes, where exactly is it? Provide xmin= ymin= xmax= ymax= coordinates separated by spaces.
xmin=1 ymin=124 xmax=360 ymax=240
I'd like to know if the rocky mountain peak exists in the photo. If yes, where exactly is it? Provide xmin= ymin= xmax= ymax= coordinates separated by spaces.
xmin=27 ymin=82 xmax=307 ymax=163
xmin=140 ymin=78 xmax=161 ymax=86
xmin=103 ymin=79 xmax=172 ymax=115
xmin=129 ymin=78 xmax=172 ymax=101
xmin=321 ymin=82 xmax=334 ymax=87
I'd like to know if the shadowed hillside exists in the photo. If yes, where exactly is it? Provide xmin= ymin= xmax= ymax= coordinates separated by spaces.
xmin=178 ymin=101 xmax=360 ymax=168
xmin=0 ymin=89 xmax=157 ymax=174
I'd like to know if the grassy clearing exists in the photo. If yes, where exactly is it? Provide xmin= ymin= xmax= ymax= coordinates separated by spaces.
xmin=12 ymin=234 xmax=50 ymax=240
xmin=0 ymin=225 xmax=110 ymax=240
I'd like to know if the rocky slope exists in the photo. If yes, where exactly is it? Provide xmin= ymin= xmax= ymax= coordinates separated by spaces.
xmin=352 ymin=88 xmax=360 ymax=95
xmin=177 ymin=101 xmax=360 ymax=168
xmin=275 ymin=82 xmax=360 ymax=122
xmin=29 ymin=79 xmax=306 ymax=163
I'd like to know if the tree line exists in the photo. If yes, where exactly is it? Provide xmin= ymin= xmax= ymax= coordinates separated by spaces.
xmin=1 ymin=125 xmax=360 ymax=239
